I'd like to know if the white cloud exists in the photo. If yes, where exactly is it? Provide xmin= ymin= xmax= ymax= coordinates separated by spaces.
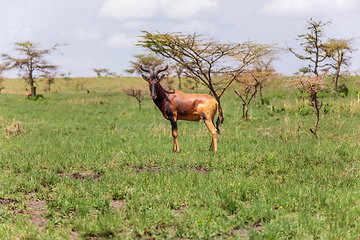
xmin=76 ymin=28 xmax=101 ymax=40
xmin=105 ymin=33 xmax=137 ymax=48
xmin=98 ymin=0 xmax=157 ymax=21
xmin=259 ymin=0 xmax=360 ymax=16
xmin=173 ymin=20 xmax=213 ymax=33
xmin=8 ymin=28 xmax=33 ymax=40
xmin=163 ymin=0 xmax=219 ymax=20
xmin=98 ymin=0 xmax=219 ymax=22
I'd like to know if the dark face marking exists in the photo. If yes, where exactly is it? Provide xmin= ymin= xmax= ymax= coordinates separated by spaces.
xmin=140 ymin=65 xmax=167 ymax=100
xmin=149 ymin=75 xmax=159 ymax=100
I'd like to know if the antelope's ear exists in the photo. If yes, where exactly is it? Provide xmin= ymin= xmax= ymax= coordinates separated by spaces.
xmin=142 ymin=75 xmax=149 ymax=81
xmin=159 ymin=74 xmax=166 ymax=82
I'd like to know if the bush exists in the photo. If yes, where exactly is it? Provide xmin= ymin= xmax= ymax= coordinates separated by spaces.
xmin=297 ymin=103 xmax=313 ymax=116
xmin=275 ymin=93 xmax=286 ymax=99
xmin=323 ymin=103 xmax=334 ymax=115
xmin=25 ymin=94 xmax=45 ymax=101
xmin=337 ymin=83 xmax=349 ymax=97
xmin=262 ymin=97 xmax=270 ymax=105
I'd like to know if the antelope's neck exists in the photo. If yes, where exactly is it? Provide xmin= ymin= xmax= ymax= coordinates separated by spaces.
xmin=153 ymin=83 xmax=168 ymax=111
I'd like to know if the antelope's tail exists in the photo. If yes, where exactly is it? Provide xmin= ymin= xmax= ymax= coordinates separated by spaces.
xmin=216 ymin=103 xmax=221 ymax=134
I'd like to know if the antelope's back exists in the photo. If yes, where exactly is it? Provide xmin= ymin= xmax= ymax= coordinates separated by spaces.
xmin=170 ymin=90 xmax=217 ymax=121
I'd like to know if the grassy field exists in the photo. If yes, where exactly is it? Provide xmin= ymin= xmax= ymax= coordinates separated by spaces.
xmin=1 ymin=76 xmax=360 ymax=239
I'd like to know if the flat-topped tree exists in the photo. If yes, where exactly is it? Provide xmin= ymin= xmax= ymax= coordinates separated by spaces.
xmin=322 ymin=38 xmax=357 ymax=90
xmin=138 ymin=31 xmax=275 ymax=123
xmin=288 ymin=20 xmax=331 ymax=76
xmin=128 ymin=53 xmax=165 ymax=75
xmin=1 ymin=41 xmax=62 ymax=96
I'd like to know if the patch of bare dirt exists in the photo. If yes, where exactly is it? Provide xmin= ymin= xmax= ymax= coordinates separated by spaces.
xmin=189 ymin=166 xmax=213 ymax=174
xmin=0 ymin=198 xmax=48 ymax=229
xmin=0 ymin=198 xmax=79 ymax=238
xmin=229 ymin=229 xmax=249 ymax=239
xmin=69 ymin=231 xmax=78 ymax=239
xmin=110 ymin=200 xmax=126 ymax=209
xmin=0 ymin=197 xmax=19 ymax=205
xmin=172 ymin=204 xmax=189 ymax=217
xmin=27 ymin=200 xmax=47 ymax=228
xmin=127 ymin=165 xmax=164 ymax=173
xmin=57 ymin=172 xmax=101 ymax=181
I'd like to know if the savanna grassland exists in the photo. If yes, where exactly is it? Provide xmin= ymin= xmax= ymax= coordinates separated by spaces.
xmin=1 ymin=76 xmax=360 ymax=239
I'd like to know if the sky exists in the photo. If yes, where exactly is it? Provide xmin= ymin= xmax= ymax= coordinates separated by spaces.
xmin=0 ymin=0 xmax=359 ymax=78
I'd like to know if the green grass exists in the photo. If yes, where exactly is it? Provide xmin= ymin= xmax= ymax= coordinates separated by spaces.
xmin=1 ymin=76 xmax=360 ymax=239
xmin=1 ymin=76 xmax=146 ymax=94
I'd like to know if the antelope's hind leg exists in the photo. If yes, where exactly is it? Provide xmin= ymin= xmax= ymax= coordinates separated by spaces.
xmin=202 ymin=115 xmax=218 ymax=152
xmin=201 ymin=100 xmax=218 ymax=151
xmin=172 ymin=122 xmax=180 ymax=152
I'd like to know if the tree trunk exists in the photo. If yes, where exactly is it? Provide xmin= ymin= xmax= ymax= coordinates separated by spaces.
xmin=138 ymin=101 xmax=141 ymax=110
xmin=214 ymin=95 xmax=224 ymax=124
xmin=242 ymin=104 xmax=246 ymax=119
xmin=259 ymin=86 xmax=264 ymax=105
xmin=244 ymin=104 xmax=249 ymax=120
xmin=309 ymin=93 xmax=320 ymax=138
xmin=309 ymin=107 xmax=320 ymax=138
xmin=177 ymin=74 xmax=182 ymax=89
xmin=334 ymin=62 xmax=341 ymax=90
xmin=334 ymin=74 xmax=339 ymax=90
xmin=29 ymin=78 xmax=35 ymax=96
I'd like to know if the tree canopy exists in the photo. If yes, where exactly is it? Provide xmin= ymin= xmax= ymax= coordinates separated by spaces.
xmin=1 ymin=41 xmax=62 ymax=96
xmin=288 ymin=20 xmax=331 ymax=76
xmin=138 ymin=31 xmax=276 ymax=122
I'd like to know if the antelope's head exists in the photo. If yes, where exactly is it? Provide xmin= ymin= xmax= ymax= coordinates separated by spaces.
xmin=140 ymin=65 xmax=168 ymax=100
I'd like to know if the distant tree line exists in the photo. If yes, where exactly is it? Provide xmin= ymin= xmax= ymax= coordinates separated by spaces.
xmin=93 ymin=68 xmax=117 ymax=77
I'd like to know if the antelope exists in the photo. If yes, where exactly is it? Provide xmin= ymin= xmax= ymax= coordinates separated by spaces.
xmin=25 ymin=92 xmax=31 ymax=97
xmin=140 ymin=65 xmax=220 ymax=152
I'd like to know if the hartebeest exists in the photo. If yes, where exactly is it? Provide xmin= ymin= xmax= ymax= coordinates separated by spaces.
xmin=140 ymin=65 xmax=220 ymax=152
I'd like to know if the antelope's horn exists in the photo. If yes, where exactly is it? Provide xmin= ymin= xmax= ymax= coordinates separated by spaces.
xmin=155 ymin=65 xmax=168 ymax=75
xmin=139 ymin=65 xmax=151 ymax=73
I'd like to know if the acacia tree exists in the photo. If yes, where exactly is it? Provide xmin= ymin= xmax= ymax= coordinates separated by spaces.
xmin=1 ymin=41 xmax=62 ymax=96
xmin=234 ymin=84 xmax=258 ymax=120
xmin=93 ymin=68 xmax=117 ymax=77
xmin=122 ymin=87 xmax=146 ymax=110
xmin=288 ymin=20 xmax=331 ymax=76
xmin=127 ymin=53 xmax=165 ymax=75
xmin=172 ymin=62 xmax=187 ymax=89
xmin=233 ymin=56 xmax=278 ymax=119
xmin=42 ymin=73 xmax=56 ymax=93
xmin=291 ymin=75 xmax=328 ymax=138
xmin=138 ymin=31 xmax=275 ymax=123
xmin=245 ymin=56 xmax=278 ymax=104
xmin=323 ymin=38 xmax=357 ymax=90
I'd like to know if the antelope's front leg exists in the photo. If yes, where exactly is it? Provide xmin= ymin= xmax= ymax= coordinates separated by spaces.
xmin=166 ymin=110 xmax=180 ymax=152
xmin=172 ymin=122 xmax=179 ymax=152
